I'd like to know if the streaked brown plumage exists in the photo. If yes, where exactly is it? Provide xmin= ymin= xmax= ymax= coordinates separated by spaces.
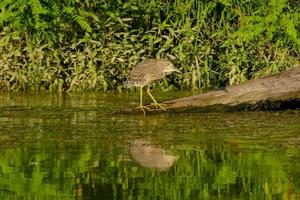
xmin=125 ymin=59 xmax=180 ymax=115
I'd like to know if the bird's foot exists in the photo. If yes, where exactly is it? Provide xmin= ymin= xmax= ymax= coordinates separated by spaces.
xmin=150 ymin=102 xmax=166 ymax=111
xmin=137 ymin=105 xmax=151 ymax=116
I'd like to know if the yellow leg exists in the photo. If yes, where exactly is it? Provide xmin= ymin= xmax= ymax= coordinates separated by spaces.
xmin=147 ymin=87 xmax=166 ymax=111
xmin=139 ymin=86 xmax=150 ymax=116
xmin=140 ymin=86 xmax=143 ymax=108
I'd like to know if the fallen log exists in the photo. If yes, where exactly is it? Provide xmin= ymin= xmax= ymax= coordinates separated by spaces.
xmin=121 ymin=66 xmax=300 ymax=114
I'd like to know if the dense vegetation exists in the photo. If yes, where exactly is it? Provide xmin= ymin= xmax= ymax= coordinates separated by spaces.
xmin=0 ymin=0 xmax=299 ymax=92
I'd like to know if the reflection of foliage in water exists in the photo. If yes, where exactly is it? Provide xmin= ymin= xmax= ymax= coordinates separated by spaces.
xmin=0 ymin=94 xmax=300 ymax=199
xmin=0 ymin=142 xmax=299 ymax=199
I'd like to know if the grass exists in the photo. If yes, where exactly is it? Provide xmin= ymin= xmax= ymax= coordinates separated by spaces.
xmin=0 ymin=0 xmax=299 ymax=92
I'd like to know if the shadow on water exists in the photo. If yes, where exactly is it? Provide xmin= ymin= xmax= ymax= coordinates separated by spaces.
xmin=0 ymin=92 xmax=300 ymax=199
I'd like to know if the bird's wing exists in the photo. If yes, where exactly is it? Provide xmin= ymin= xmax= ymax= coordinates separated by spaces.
xmin=126 ymin=59 xmax=167 ymax=86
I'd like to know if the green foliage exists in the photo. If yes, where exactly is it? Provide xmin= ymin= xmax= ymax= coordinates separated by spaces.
xmin=230 ymin=0 xmax=300 ymax=49
xmin=0 ymin=0 xmax=98 ymax=40
xmin=0 ymin=0 xmax=299 ymax=91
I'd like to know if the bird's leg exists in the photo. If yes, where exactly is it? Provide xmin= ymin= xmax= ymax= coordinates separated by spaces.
xmin=147 ymin=86 xmax=166 ymax=111
xmin=138 ymin=86 xmax=150 ymax=115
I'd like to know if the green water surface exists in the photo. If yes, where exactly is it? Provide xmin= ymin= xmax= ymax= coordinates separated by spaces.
xmin=0 ymin=92 xmax=299 ymax=200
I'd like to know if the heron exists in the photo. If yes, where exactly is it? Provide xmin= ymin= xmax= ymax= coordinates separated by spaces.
xmin=125 ymin=59 xmax=181 ymax=115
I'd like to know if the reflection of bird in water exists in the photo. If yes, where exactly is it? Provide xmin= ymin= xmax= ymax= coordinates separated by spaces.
xmin=125 ymin=59 xmax=181 ymax=115
xmin=129 ymin=139 xmax=179 ymax=171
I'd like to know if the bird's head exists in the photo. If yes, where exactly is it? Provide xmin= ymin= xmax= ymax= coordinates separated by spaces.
xmin=161 ymin=60 xmax=181 ymax=75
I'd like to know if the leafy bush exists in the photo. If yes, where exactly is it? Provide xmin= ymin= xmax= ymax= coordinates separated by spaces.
xmin=0 ymin=0 xmax=299 ymax=91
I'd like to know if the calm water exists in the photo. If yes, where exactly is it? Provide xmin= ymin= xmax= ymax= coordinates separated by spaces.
xmin=0 ymin=92 xmax=299 ymax=200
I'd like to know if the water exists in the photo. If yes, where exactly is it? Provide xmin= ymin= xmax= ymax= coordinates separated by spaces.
xmin=0 ymin=92 xmax=299 ymax=199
